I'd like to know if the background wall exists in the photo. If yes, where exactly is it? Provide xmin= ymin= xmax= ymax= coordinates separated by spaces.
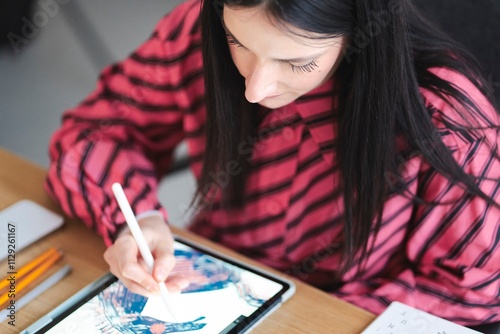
xmin=0 ymin=0 xmax=195 ymax=228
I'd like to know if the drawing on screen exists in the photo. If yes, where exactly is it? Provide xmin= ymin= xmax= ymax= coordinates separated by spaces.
xmin=84 ymin=246 xmax=270 ymax=333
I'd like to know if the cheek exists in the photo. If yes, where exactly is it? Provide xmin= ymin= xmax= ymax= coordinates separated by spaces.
xmin=228 ymin=47 xmax=250 ymax=78
xmin=290 ymin=52 xmax=341 ymax=90
xmin=287 ymin=70 xmax=329 ymax=92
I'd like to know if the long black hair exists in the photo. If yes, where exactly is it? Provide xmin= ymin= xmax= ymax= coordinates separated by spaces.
xmin=196 ymin=0 xmax=499 ymax=275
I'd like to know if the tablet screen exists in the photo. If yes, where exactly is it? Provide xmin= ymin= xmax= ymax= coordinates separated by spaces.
xmin=37 ymin=238 xmax=294 ymax=334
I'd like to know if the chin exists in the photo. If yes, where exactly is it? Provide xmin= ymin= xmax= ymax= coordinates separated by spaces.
xmin=258 ymin=96 xmax=295 ymax=109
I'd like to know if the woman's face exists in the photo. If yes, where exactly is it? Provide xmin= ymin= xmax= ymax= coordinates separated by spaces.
xmin=223 ymin=5 xmax=346 ymax=109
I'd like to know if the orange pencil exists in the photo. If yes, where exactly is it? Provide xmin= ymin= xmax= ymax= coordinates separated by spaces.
xmin=0 ymin=250 xmax=63 ymax=307
xmin=0 ymin=247 xmax=59 ymax=292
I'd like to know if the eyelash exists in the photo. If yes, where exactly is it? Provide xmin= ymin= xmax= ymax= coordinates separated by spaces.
xmin=288 ymin=60 xmax=319 ymax=74
xmin=226 ymin=35 xmax=246 ymax=49
xmin=226 ymin=35 xmax=319 ymax=74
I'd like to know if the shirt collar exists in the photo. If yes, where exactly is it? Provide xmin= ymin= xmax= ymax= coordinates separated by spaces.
xmin=292 ymin=78 xmax=336 ymax=165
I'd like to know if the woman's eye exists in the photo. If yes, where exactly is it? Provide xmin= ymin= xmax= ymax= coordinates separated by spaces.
xmin=289 ymin=60 xmax=319 ymax=74
xmin=226 ymin=34 xmax=245 ymax=48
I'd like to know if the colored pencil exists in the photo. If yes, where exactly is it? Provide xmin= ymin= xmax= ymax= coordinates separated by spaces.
xmin=0 ymin=249 xmax=62 ymax=307
xmin=0 ymin=247 xmax=59 ymax=292
xmin=0 ymin=265 xmax=71 ymax=321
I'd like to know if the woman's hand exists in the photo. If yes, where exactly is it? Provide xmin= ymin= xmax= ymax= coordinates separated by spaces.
xmin=103 ymin=214 xmax=188 ymax=296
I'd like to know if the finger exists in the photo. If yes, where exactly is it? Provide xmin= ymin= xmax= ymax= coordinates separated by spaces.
xmin=165 ymin=276 xmax=190 ymax=294
xmin=105 ymin=246 xmax=155 ymax=297
xmin=110 ymin=269 xmax=155 ymax=297
xmin=114 ymin=234 xmax=160 ymax=293
xmin=152 ymin=240 xmax=176 ymax=282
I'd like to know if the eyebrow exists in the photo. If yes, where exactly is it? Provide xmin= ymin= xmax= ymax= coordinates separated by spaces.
xmin=221 ymin=17 xmax=326 ymax=63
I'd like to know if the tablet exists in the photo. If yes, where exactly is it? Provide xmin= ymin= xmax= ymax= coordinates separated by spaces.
xmin=21 ymin=236 xmax=295 ymax=334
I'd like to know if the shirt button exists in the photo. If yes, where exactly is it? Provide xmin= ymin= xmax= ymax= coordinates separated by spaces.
xmin=282 ymin=126 xmax=295 ymax=141
xmin=266 ymin=200 xmax=282 ymax=215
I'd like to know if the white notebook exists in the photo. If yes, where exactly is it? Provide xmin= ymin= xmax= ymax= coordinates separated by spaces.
xmin=0 ymin=200 xmax=64 ymax=260
xmin=361 ymin=301 xmax=482 ymax=334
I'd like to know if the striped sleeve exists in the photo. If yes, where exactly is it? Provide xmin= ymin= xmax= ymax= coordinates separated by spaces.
xmin=338 ymin=68 xmax=500 ymax=325
xmin=44 ymin=0 xmax=203 ymax=246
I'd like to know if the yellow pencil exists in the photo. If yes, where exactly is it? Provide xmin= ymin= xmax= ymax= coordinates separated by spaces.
xmin=0 ymin=247 xmax=59 ymax=292
xmin=0 ymin=250 xmax=63 ymax=307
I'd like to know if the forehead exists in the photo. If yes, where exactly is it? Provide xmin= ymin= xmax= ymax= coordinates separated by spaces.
xmin=222 ymin=5 xmax=338 ymax=55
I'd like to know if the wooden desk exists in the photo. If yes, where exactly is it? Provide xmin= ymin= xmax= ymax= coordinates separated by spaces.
xmin=0 ymin=148 xmax=375 ymax=333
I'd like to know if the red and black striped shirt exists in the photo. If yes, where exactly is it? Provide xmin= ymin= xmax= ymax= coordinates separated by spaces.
xmin=45 ymin=0 xmax=500 ymax=325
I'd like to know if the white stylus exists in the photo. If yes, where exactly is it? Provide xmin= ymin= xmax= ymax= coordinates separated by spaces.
xmin=111 ymin=182 xmax=176 ymax=321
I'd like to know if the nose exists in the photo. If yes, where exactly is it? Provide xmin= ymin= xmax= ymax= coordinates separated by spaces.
xmin=244 ymin=62 xmax=277 ymax=103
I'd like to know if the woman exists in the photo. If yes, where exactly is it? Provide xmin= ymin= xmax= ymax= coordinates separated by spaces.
xmin=46 ymin=0 xmax=500 ymax=326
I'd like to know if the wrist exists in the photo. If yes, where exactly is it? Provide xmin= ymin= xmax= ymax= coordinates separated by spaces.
xmin=113 ymin=212 xmax=168 ymax=243
xmin=136 ymin=210 xmax=164 ymax=222
xmin=136 ymin=214 xmax=170 ymax=235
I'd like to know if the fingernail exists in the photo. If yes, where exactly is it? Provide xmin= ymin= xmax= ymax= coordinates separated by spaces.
xmin=148 ymin=284 xmax=160 ymax=293
xmin=156 ymin=268 xmax=167 ymax=281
